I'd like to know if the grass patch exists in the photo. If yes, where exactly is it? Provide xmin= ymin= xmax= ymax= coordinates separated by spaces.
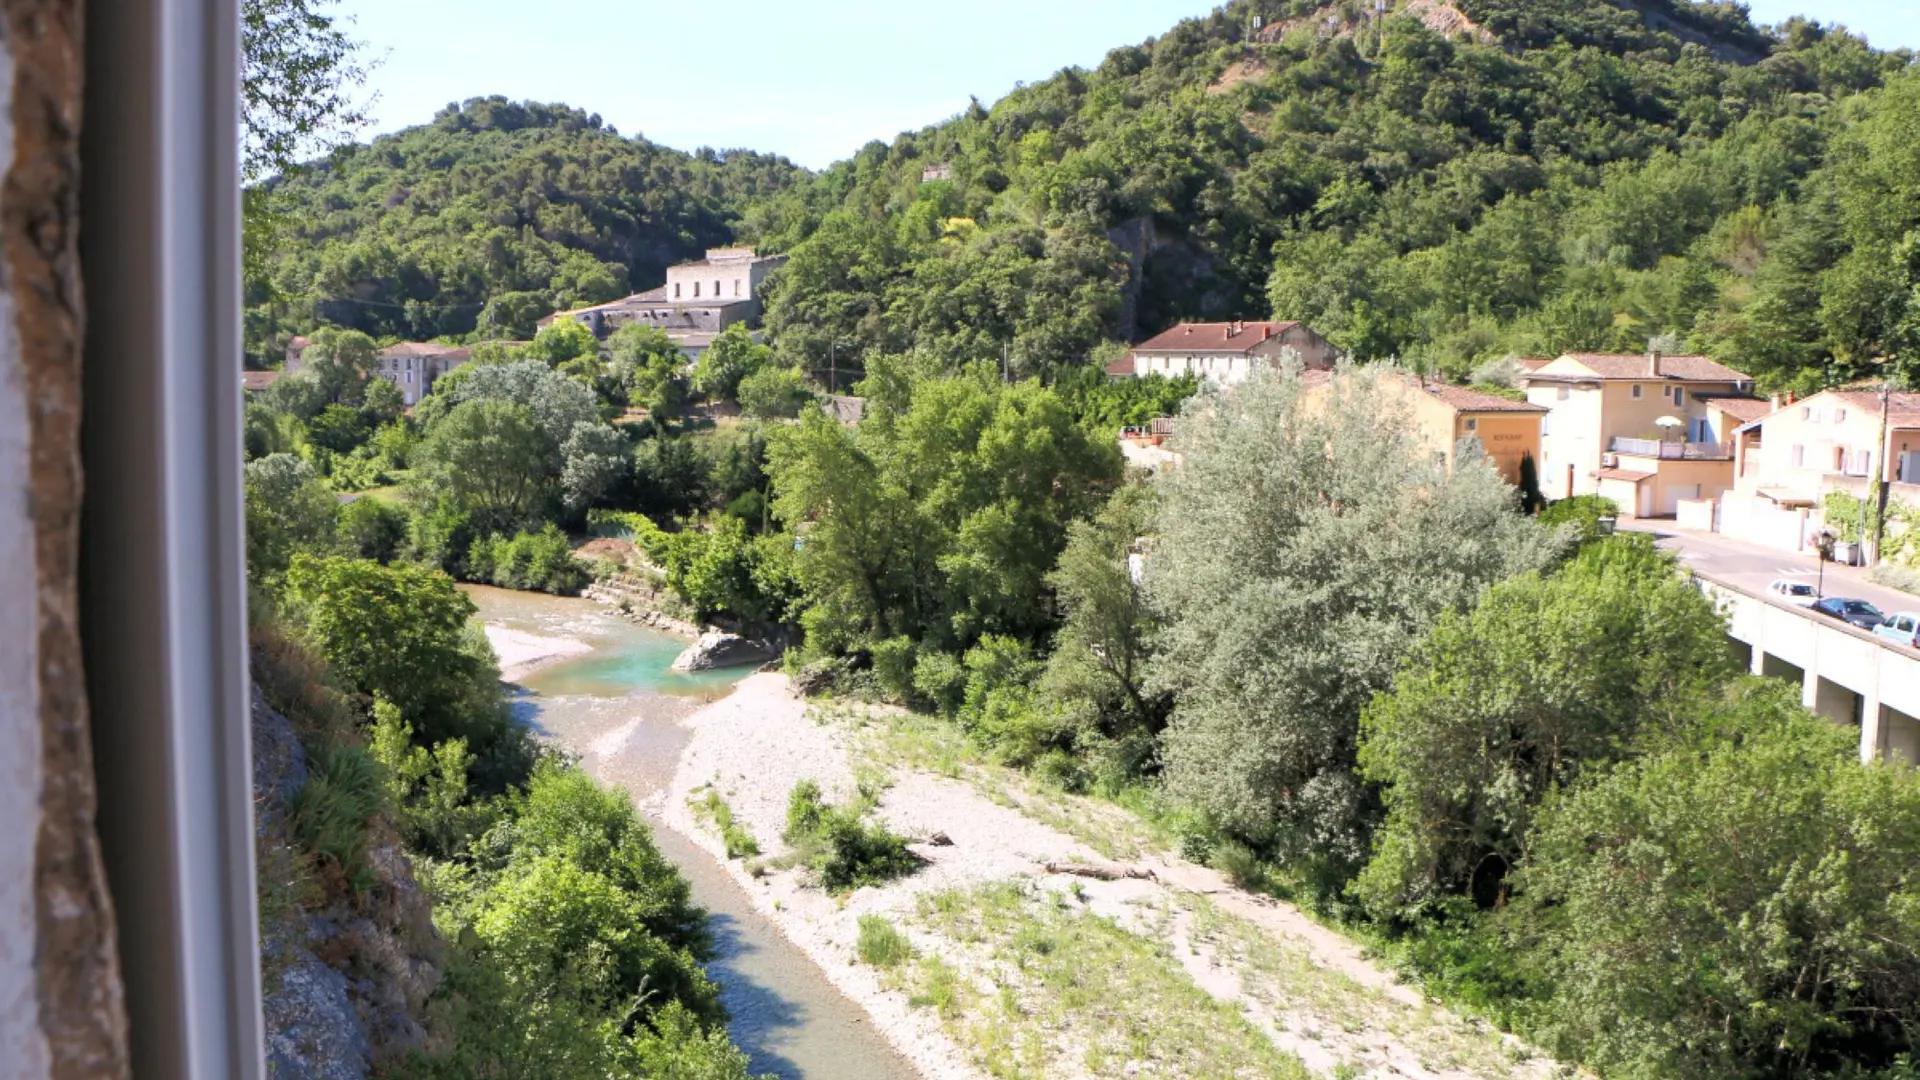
xmin=1182 ymin=894 xmax=1534 ymax=1078
xmin=781 ymin=779 xmax=918 ymax=892
xmin=691 ymin=786 xmax=759 ymax=859
xmin=289 ymin=743 xmax=385 ymax=896
xmin=856 ymin=914 xmax=915 ymax=968
xmin=906 ymin=882 xmax=1313 ymax=1079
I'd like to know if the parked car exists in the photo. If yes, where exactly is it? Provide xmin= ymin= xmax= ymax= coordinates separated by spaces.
xmin=1811 ymin=597 xmax=1888 ymax=630
xmin=1766 ymin=578 xmax=1819 ymax=607
xmin=1876 ymin=612 xmax=1920 ymax=649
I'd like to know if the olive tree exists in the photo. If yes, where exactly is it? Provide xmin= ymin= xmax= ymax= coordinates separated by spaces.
xmin=1147 ymin=366 xmax=1560 ymax=866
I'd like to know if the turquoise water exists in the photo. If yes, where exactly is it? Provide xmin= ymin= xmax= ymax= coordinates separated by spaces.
xmin=524 ymin=632 xmax=744 ymax=699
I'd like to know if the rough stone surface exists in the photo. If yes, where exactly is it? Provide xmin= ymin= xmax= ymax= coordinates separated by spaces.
xmin=262 ymin=949 xmax=368 ymax=1080
xmin=671 ymin=630 xmax=778 ymax=672
xmin=4 ymin=0 xmax=135 ymax=1074
xmin=253 ymin=692 xmax=443 ymax=1080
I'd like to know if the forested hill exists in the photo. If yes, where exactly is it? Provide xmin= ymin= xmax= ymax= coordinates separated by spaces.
xmin=741 ymin=0 xmax=1915 ymax=389
xmin=255 ymin=98 xmax=805 ymax=344
xmin=258 ymin=0 xmax=1920 ymax=391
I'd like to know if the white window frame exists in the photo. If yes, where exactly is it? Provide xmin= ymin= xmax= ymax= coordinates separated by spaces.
xmin=82 ymin=0 xmax=268 ymax=1074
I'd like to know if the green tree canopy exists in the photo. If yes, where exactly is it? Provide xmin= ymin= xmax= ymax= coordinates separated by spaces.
xmin=1147 ymin=366 xmax=1561 ymax=865
xmin=1355 ymin=534 xmax=1737 ymax=916
xmin=1522 ymin=685 xmax=1920 ymax=1078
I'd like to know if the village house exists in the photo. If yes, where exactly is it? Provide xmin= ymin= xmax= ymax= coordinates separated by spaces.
xmin=1522 ymin=351 xmax=1758 ymax=516
xmin=1303 ymin=370 xmax=1547 ymax=486
xmin=1719 ymin=388 xmax=1920 ymax=553
xmin=284 ymin=337 xmax=472 ymax=407
xmin=1105 ymin=320 xmax=1339 ymax=384
xmin=545 ymin=247 xmax=788 ymax=346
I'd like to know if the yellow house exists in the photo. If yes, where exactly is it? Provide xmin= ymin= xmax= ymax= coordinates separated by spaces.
xmin=1522 ymin=351 xmax=1758 ymax=515
xmin=1305 ymin=370 xmax=1546 ymax=486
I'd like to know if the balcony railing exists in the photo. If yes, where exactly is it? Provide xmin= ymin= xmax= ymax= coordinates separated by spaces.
xmin=1610 ymin=437 xmax=1733 ymax=461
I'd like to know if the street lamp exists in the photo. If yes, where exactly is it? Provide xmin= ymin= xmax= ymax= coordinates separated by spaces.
xmin=1814 ymin=527 xmax=1837 ymax=599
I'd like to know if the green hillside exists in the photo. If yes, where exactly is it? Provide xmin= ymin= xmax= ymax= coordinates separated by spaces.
xmin=740 ymin=0 xmax=1913 ymax=388
xmin=254 ymin=97 xmax=804 ymax=344
xmin=256 ymin=0 xmax=1920 ymax=390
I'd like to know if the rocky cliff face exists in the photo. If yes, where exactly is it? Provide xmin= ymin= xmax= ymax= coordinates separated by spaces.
xmin=252 ymin=687 xmax=442 ymax=1080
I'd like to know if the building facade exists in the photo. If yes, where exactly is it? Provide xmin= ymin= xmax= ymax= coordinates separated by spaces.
xmin=1107 ymin=321 xmax=1339 ymax=384
xmin=549 ymin=248 xmax=789 ymax=342
xmin=1304 ymin=370 xmax=1546 ymax=486
xmin=1716 ymin=388 xmax=1920 ymax=553
xmin=1523 ymin=351 xmax=1758 ymax=512
xmin=284 ymin=337 xmax=471 ymax=407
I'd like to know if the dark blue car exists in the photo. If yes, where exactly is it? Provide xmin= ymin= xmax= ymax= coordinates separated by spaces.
xmin=1811 ymin=597 xmax=1887 ymax=630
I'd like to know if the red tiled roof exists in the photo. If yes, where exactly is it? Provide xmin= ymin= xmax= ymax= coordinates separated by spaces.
xmin=1105 ymin=354 xmax=1136 ymax=376
xmin=1596 ymin=467 xmax=1655 ymax=482
xmin=1134 ymin=321 xmax=1303 ymax=354
xmin=1558 ymin=353 xmax=1752 ymax=383
xmin=1698 ymin=396 xmax=1771 ymax=422
xmin=379 ymin=342 xmax=471 ymax=360
xmin=1401 ymin=376 xmax=1546 ymax=414
xmin=1515 ymin=357 xmax=1551 ymax=372
xmin=242 ymin=370 xmax=281 ymax=391
xmin=1819 ymin=389 xmax=1920 ymax=428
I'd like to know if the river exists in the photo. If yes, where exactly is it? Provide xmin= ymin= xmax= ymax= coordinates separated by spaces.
xmin=464 ymin=585 xmax=918 ymax=1080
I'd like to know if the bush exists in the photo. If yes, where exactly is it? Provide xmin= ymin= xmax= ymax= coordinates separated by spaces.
xmin=467 ymin=524 xmax=585 ymax=594
xmin=855 ymin=914 xmax=914 ymax=968
xmin=782 ymin=779 xmax=917 ymax=892
xmin=337 ymin=496 xmax=411 ymax=563
xmin=871 ymin=636 xmax=918 ymax=703
xmin=737 ymin=364 xmax=812 ymax=419
xmin=1521 ymin=688 xmax=1920 ymax=1078
xmin=290 ymin=743 xmax=385 ymax=896
xmin=1538 ymin=494 xmax=1620 ymax=546
xmin=694 ymin=789 xmax=759 ymax=859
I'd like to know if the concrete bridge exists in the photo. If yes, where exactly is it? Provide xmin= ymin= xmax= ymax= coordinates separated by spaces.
xmin=1705 ymin=579 xmax=1920 ymax=764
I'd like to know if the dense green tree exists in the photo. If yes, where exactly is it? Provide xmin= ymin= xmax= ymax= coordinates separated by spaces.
xmin=735 ymin=364 xmax=811 ymax=420
xmin=411 ymin=399 xmax=552 ymax=534
xmin=690 ymin=324 xmax=771 ymax=401
xmin=607 ymin=324 xmax=690 ymax=422
xmin=244 ymin=453 xmax=337 ymax=581
xmin=283 ymin=554 xmax=500 ymax=745
xmin=1355 ymin=534 xmax=1737 ymax=916
xmin=1040 ymin=482 xmax=1163 ymax=752
xmin=1522 ymin=685 xmax=1920 ymax=1078
xmin=768 ymin=366 xmax=1120 ymax=656
xmin=1147 ymin=367 xmax=1560 ymax=865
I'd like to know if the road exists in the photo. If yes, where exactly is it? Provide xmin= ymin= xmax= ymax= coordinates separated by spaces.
xmin=1618 ymin=519 xmax=1920 ymax=619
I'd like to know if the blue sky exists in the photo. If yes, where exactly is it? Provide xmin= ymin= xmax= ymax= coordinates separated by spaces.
xmin=333 ymin=0 xmax=1918 ymax=170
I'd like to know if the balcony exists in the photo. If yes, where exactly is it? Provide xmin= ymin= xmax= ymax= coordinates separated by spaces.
xmin=1610 ymin=437 xmax=1733 ymax=461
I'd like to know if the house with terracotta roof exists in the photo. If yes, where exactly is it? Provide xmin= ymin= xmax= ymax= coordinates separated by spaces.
xmin=241 ymin=370 xmax=281 ymax=394
xmin=1717 ymin=388 xmax=1920 ymax=553
xmin=1108 ymin=320 xmax=1338 ymax=384
xmin=1522 ymin=351 xmax=1759 ymax=514
xmin=1303 ymin=369 xmax=1546 ymax=486
xmin=285 ymin=338 xmax=472 ymax=406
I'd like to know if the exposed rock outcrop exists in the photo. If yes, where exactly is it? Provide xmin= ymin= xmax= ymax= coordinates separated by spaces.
xmin=672 ymin=631 xmax=779 ymax=672
xmin=253 ymin=689 xmax=441 ymax=1080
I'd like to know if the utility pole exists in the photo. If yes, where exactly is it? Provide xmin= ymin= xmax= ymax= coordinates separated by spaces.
xmin=828 ymin=341 xmax=836 ymax=395
xmin=1869 ymin=381 xmax=1892 ymax=567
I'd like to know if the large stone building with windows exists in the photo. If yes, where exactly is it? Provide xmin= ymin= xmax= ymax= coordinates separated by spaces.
xmin=545 ymin=247 xmax=788 ymax=343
